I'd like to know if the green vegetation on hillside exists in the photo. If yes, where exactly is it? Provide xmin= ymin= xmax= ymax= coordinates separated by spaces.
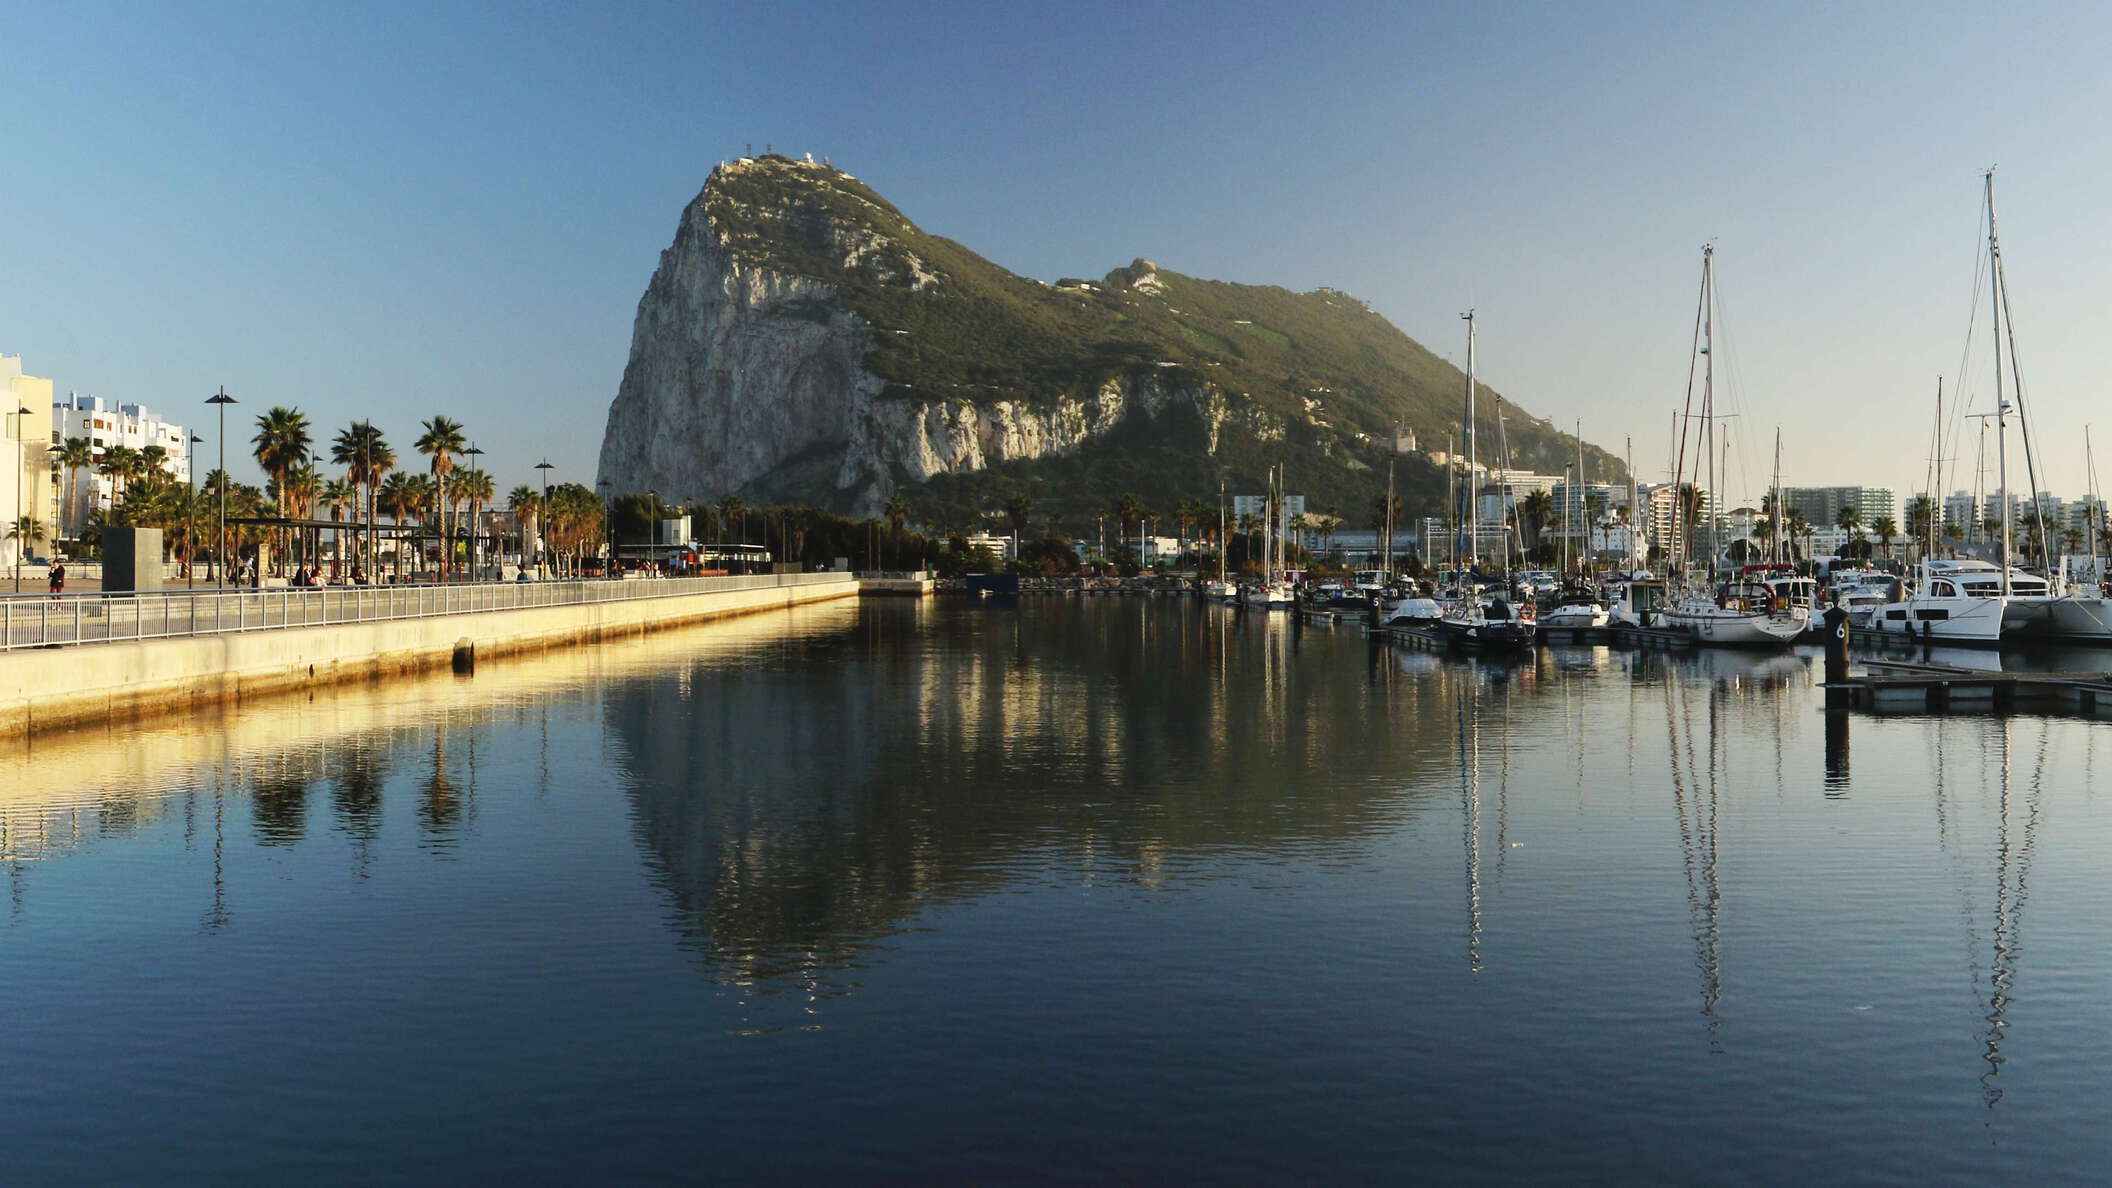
xmin=702 ymin=155 xmax=1622 ymax=522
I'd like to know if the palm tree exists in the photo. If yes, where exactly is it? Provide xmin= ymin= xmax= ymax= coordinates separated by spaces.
xmin=7 ymin=515 xmax=48 ymax=565
xmin=1835 ymin=505 xmax=1862 ymax=543
xmin=280 ymin=462 xmax=321 ymax=570
xmin=508 ymin=485 xmax=541 ymax=570
xmin=322 ymin=477 xmax=357 ymax=578
xmin=1904 ymin=495 xmax=1936 ymax=553
xmin=1111 ymin=493 xmax=1143 ymax=542
xmin=1873 ymin=515 xmax=1899 ymax=560
xmin=882 ymin=493 xmax=908 ymax=537
xmin=1004 ymin=492 xmax=1034 ymax=555
xmin=98 ymin=444 xmax=141 ymax=509
xmin=331 ymin=421 xmax=393 ymax=576
xmin=1518 ymin=488 xmax=1554 ymax=553
xmin=55 ymin=436 xmax=93 ymax=539
xmin=252 ymin=406 xmax=312 ymax=575
xmin=406 ymin=474 xmax=438 ymax=580
xmin=455 ymin=467 xmax=495 ymax=578
xmin=377 ymin=472 xmax=413 ymax=581
xmin=1754 ymin=494 xmax=1780 ymax=558
xmin=1785 ymin=509 xmax=1813 ymax=563
xmin=721 ymin=494 xmax=750 ymax=546
xmin=414 ymin=416 xmax=467 ymax=579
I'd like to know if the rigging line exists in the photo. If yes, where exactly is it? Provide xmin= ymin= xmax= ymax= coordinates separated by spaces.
xmin=1672 ymin=248 xmax=1710 ymax=572
xmin=1944 ymin=183 xmax=1994 ymax=502
xmin=1993 ymin=247 xmax=2056 ymax=569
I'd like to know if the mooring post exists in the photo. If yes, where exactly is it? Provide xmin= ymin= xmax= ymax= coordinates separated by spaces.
xmin=1822 ymin=603 xmax=1850 ymax=708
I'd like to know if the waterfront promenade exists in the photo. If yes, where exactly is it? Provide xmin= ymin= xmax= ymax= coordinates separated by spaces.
xmin=0 ymin=572 xmax=860 ymax=737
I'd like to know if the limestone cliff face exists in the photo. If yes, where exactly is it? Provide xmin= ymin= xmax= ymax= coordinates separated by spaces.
xmin=596 ymin=158 xmax=1226 ymax=516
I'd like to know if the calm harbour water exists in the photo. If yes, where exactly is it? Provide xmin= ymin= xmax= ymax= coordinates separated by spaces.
xmin=5 ymin=597 xmax=2111 ymax=1182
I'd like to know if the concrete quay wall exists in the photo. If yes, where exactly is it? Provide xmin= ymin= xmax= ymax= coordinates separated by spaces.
xmin=0 ymin=576 xmax=859 ymax=739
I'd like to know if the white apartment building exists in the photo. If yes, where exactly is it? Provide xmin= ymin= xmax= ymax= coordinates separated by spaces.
xmin=3 ymin=354 xmax=57 ymax=566
xmin=52 ymin=392 xmax=195 ymax=534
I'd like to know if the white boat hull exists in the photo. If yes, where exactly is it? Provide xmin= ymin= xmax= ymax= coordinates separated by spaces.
xmin=2046 ymin=596 xmax=2112 ymax=642
xmin=1662 ymin=604 xmax=1807 ymax=647
xmin=1541 ymin=604 xmax=1609 ymax=629
xmin=1872 ymin=594 xmax=2053 ymax=645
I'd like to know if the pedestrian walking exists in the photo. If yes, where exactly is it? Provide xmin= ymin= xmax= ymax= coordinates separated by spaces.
xmin=48 ymin=561 xmax=66 ymax=601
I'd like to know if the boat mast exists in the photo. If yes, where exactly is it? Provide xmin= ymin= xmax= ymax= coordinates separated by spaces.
xmin=2088 ymin=426 xmax=2101 ymax=578
xmin=1576 ymin=418 xmax=1586 ymax=580
xmin=1443 ymin=433 xmax=1455 ymax=573
xmin=1265 ymin=464 xmax=1277 ymax=585
xmin=1700 ymin=247 xmax=1719 ymax=577
xmin=1771 ymin=428 xmax=1782 ymax=568
xmin=1988 ymin=169 xmax=2013 ymax=598
xmin=1626 ymin=435 xmax=1638 ymax=571
xmin=1383 ymin=453 xmax=1396 ymax=578
xmin=1462 ymin=309 xmax=1478 ymax=573
xmin=1218 ymin=477 xmax=1226 ymax=584
xmin=1928 ymin=379 xmax=1942 ymax=565
xmin=1493 ymin=396 xmax=1514 ymax=578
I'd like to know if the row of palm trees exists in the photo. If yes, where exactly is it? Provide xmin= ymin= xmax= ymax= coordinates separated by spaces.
xmin=51 ymin=406 xmax=594 ymax=580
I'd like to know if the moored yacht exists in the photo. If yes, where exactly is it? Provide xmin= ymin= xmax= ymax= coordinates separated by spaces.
xmin=1435 ymin=594 xmax=1537 ymax=648
xmin=1871 ymin=559 xmax=2052 ymax=645
xmin=1541 ymin=585 xmax=1610 ymax=629
xmin=1661 ymin=576 xmax=1809 ymax=647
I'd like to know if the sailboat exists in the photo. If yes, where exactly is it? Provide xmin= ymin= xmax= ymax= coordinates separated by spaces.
xmin=1436 ymin=310 xmax=1536 ymax=649
xmin=1543 ymin=420 xmax=1610 ymax=628
xmin=1241 ymin=463 xmax=1296 ymax=608
xmin=1658 ymin=247 xmax=1808 ymax=647
xmin=1204 ymin=478 xmax=1237 ymax=601
xmin=1874 ymin=171 xmax=2056 ymax=645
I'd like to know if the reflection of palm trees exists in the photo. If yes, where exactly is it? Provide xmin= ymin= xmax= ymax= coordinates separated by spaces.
xmin=419 ymin=724 xmax=465 ymax=851
xmin=332 ymin=743 xmax=388 ymax=877
xmin=250 ymin=762 xmax=312 ymax=847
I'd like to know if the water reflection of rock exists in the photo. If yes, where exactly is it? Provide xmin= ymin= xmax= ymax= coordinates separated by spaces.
xmin=613 ymin=600 xmax=1549 ymax=999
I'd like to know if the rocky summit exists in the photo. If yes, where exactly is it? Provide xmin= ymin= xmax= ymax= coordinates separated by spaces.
xmin=596 ymin=153 xmax=1620 ymax=522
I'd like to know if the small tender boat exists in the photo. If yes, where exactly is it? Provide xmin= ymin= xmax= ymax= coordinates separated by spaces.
xmin=1435 ymin=594 xmax=1537 ymax=649
xmin=1381 ymin=596 xmax=1443 ymax=627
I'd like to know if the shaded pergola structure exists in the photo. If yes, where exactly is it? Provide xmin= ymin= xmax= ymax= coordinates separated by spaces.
xmin=223 ymin=514 xmax=518 ymax=580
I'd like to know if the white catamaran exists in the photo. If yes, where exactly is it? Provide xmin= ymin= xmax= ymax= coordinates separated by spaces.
xmin=1875 ymin=171 xmax=2060 ymax=646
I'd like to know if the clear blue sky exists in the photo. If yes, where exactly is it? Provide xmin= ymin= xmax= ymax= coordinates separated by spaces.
xmin=6 ymin=1 xmax=2110 ymax=508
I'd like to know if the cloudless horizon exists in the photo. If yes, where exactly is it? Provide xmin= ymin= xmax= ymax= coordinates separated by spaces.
xmin=7 ymin=1 xmax=2111 ymax=509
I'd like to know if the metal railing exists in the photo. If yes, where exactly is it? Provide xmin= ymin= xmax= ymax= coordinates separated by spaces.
xmin=0 ymin=572 xmax=854 ymax=652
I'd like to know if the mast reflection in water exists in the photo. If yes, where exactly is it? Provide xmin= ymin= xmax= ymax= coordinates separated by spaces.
xmin=0 ymin=599 xmax=2109 ymax=1182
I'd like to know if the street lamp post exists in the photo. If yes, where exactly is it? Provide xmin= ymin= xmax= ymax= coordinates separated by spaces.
xmin=10 ymin=404 xmax=32 ymax=594
xmin=188 ymin=433 xmax=205 ymax=587
xmin=464 ymin=444 xmax=485 ymax=581
xmin=534 ymin=459 xmax=554 ymax=579
xmin=206 ymin=387 xmax=237 ymax=585
xmin=597 ymin=479 xmax=613 ymax=578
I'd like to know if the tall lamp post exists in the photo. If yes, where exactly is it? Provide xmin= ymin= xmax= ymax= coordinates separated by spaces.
xmin=534 ymin=458 xmax=554 ymax=579
xmin=596 ymin=478 xmax=613 ymax=577
xmin=206 ymin=387 xmax=237 ymax=584
xmin=464 ymin=444 xmax=485 ymax=581
xmin=188 ymin=433 xmax=205 ymax=587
